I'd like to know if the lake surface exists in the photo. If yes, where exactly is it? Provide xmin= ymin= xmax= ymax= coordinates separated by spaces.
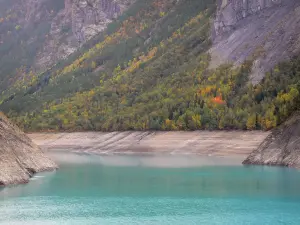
xmin=1 ymin=153 xmax=300 ymax=225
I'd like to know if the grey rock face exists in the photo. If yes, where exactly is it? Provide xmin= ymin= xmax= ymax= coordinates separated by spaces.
xmin=243 ymin=112 xmax=300 ymax=168
xmin=210 ymin=0 xmax=300 ymax=83
xmin=0 ymin=113 xmax=57 ymax=186
xmin=2 ymin=0 xmax=134 ymax=72
xmin=70 ymin=0 xmax=121 ymax=43
xmin=34 ymin=0 xmax=134 ymax=70
xmin=214 ymin=0 xmax=283 ymax=36
xmin=34 ymin=0 xmax=135 ymax=70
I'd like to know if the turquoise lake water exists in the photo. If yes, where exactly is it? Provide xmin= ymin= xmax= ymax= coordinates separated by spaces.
xmin=1 ymin=153 xmax=300 ymax=225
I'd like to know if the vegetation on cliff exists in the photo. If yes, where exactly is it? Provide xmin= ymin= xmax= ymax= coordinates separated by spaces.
xmin=0 ymin=0 xmax=65 ymax=92
xmin=0 ymin=0 xmax=299 ymax=132
xmin=243 ymin=112 xmax=300 ymax=168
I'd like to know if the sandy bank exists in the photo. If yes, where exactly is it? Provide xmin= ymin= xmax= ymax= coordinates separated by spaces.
xmin=29 ymin=131 xmax=269 ymax=157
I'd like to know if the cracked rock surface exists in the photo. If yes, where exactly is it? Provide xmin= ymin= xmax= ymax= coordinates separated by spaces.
xmin=0 ymin=113 xmax=57 ymax=186
xmin=243 ymin=112 xmax=300 ymax=168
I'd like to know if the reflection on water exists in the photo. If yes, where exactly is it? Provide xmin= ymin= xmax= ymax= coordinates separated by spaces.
xmin=0 ymin=153 xmax=300 ymax=225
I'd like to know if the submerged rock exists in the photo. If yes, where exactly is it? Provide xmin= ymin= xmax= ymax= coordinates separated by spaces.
xmin=0 ymin=113 xmax=57 ymax=186
xmin=243 ymin=112 xmax=300 ymax=168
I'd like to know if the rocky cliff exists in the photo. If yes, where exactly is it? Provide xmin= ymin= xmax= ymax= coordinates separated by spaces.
xmin=35 ymin=0 xmax=135 ymax=70
xmin=211 ymin=0 xmax=300 ymax=83
xmin=214 ymin=0 xmax=283 ymax=36
xmin=0 ymin=113 xmax=57 ymax=185
xmin=243 ymin=112 xmax=300 ymax=168
xmin=0 ymin=0 xmax=135 ymax=90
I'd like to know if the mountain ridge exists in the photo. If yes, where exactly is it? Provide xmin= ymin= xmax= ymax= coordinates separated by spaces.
xmin=0 ymin=0 xmax=135 ymax=92
xmin=0 ymin=0 xmax=300 ymax=169
xmin=0 ymin=0 xmax=299 ymax=133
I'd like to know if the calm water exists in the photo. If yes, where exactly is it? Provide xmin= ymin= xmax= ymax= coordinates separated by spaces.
xmin=1 ymin=153 xmax=300 ymax=225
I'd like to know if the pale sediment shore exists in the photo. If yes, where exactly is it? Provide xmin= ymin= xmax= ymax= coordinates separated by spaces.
xmin=29 ymin=131 xmax=269 ymax=158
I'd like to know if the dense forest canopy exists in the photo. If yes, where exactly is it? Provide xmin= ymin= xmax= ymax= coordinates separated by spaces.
xmin=0 ymin=0 xmax=299 ymax=131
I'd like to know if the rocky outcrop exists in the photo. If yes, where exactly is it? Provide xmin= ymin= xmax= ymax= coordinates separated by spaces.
xmin=214 ymin=0 xmax=283 ymax=36
xmin=0 ymin=0 xmax=135 ymax=73
xmin=0 ymin=113 xmax=57 ymax=186
xmin=211 ymin=0 xmax=300 ymax=83
xmin=243 ymin=112 xmax=300 ymax=168
xmin=35 ymin=0 xmax=135 ymax=70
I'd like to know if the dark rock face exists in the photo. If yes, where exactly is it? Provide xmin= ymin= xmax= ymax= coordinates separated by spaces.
xmin=0 ymin=113 xmax=57 ymax=185
xmin=243 ymin=113 xmax=300 ymax=168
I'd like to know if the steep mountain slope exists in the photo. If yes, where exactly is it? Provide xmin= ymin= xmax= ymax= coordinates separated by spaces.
xmin=0 ymin=0 xmax=64 ymax=91
xmin=243 ymin=112 xmax=300 ymax=168
xmin=0 ymin=0 xmax=299 ymax=132
xmin=35 ymin=0 xmax=135 ymax=71
xmin=0 ymin=113 xmax=57 ymax=185
xmin=211 ymin=0 xmax=300 ymax=84
xmin=0 ymin=0 xmax=134 ymax=92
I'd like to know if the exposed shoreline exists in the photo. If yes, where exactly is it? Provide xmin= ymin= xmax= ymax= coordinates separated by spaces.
xmin=29 ymin=131 xmax=269 ymax=159
xmin=0 ymin=114 xmax=57 ymax=186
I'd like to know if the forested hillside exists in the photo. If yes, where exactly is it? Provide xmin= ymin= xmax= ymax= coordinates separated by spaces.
xmin=0 ymin=0 xmax=65 ymax=92
xmin=0 ymin=0 xmax=135 ymax=92
xmin=0 ymin=0 xmax=299 ymax=131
